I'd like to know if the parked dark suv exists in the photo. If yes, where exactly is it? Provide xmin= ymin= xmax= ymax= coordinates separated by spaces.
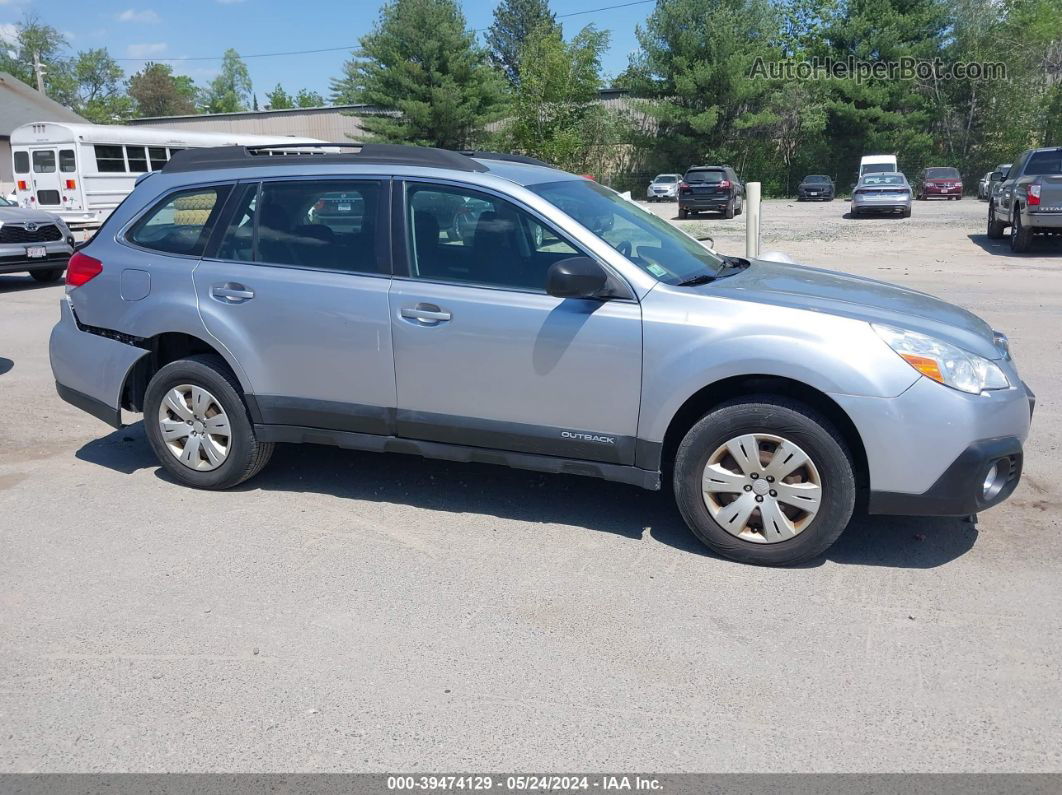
xmin=796 ymin=175 xmax=835 ymax=201
xmin=678 ymin=166 xmax=744 ymax=219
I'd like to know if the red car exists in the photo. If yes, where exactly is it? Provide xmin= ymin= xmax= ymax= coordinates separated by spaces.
xmin=916 ymin=167 xmax=964 ymax=200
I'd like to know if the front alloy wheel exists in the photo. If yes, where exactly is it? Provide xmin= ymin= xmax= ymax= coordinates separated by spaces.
xmin=702 ymin=433 xmax=821 ymax=543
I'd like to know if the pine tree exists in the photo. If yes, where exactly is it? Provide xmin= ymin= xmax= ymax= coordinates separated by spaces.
xmin=486 ymin=0 xmax=560 ymax=86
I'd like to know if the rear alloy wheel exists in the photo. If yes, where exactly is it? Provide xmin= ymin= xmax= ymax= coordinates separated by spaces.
xmin=30 ymin=267 xmax=65 ymax=283
xmin=987 ymin=204 xmax=1006 ymax=239
xmin=1010 ymin=208 xmax=1033 ymax=253
xmin=673 ymin=397 xmax=855 ymax=566
xmin=144 ymin=354 xmax=273 ymax=489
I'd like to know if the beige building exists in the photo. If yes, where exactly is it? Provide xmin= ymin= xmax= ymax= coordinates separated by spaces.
xmin=0 ymin=72 xmax=86 ymax=194
xmin=128 ymin=104 xmax=387 ymax=142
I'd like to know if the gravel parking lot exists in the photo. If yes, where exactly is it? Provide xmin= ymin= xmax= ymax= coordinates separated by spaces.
xmin=1 ymin=197 xmax=1060 ymax=772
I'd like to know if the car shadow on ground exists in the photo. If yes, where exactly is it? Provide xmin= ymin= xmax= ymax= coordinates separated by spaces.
xmin=0 ymin=357 xmax=12 ymax=376
xmin=0 ymin=275 xmax=64 ymax=294
xmin=76 ymin=423 xmax=977 ymax=570
xmin=967 ymin=232 xmax=1062 ymax=257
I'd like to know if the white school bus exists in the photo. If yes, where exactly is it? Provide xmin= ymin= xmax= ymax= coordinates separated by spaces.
xmin=9 ymin=122 xmax=320 ymax=240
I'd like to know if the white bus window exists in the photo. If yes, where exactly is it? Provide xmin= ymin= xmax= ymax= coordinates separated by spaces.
xmin=32 ymin=150 xmax=56 ymax=173
xmin=148 ymin=147 xmax=168 ymax=170
xmin=126 ymin=146 xmax=148 ymax=172
xmin=59 ymin=149 xmax=76 ymax=172
xmin=13 ymin=152 xmax=29 ymax=174
xmin=95 ymin=145 xmax=126 ymax=173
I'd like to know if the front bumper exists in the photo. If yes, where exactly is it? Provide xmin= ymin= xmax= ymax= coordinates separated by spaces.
xmin=924 ymin=186 xmax=962 ymax=197
xmin=0 ymin=243 xmax=72 ymax=274
xmin=833 ymin=373 xmax=1034 ymax=516
xmin=798 ymin=190 xmax=833 ymax=200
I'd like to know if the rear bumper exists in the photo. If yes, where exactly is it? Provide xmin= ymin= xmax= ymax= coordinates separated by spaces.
xmin=852 ymin=201 xmax=910 ymax=212
xmin=1025 ymin=211 xmax=1062 ymax=229
xmin=679 ymin=196 xmax=733 ymax=210
xmin=49 ymin=298 xmax=148 ymax=427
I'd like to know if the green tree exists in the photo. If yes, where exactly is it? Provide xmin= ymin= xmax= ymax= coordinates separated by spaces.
xmin=502 ymin=24 xmax=621 ymax=171
xmin=70 ymin=48 xmax=134 ymax=122
xmin=626 ymin=0 xmax=784 ymax=170
xmin=0 ymin=14 xmax=75 ymax=103
xmin=128 ymin=62 xmax=198 ymax=117
xmin=486 ymin=0 xmax=561 ymax=86
xmin=265 ymin=83 xmax=294 ymax=110
xmin=330 ymin=0 xmax=505 ymax=149
xmin=295 ymin=88 xmax=325 ymax=107
xmin=203 ymin=49 xmax=252 ymax=113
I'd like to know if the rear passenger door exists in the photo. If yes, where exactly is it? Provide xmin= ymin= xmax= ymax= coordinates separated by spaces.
xmin=193 ymin=178 xmax=397 ymax=435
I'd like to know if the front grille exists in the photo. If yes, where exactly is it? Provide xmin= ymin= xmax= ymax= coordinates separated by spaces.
xmin=0 ymin=224 xmax=63 ymax=244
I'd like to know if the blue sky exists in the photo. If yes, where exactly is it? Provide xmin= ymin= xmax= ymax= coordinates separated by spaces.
xmin=0 ymin=0 xmax=652 ymax=102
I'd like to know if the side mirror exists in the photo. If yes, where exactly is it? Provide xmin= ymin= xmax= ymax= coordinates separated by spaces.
xmin=546 ymin=256 xmax=608 ymax=299
xmin=990 ymin=171 xmax=1003 ymax=182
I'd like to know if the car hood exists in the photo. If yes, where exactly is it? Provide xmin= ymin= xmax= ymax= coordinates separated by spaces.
xmin=0 ymin=207 xmax=64 ymax=225
xmin=705 ymin=259 xmax=1001 ymax=359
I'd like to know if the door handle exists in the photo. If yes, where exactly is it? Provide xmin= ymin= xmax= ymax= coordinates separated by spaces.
xmin=400 ymin=304 xmax=451 ymax=324
xmin=211 ymin=283 xmax=255 ymax=303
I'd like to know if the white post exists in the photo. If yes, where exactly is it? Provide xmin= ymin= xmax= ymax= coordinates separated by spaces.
xmin=745 ymin=182 xmax=761 ymax=258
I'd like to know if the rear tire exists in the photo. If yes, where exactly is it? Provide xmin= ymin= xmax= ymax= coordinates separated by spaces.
xmin=902 ymin=207 xmax=912 ymax=218
xmin=679 ymin=208 xmax=689 ymax=219
xmin=673 ymin=396 xmax=856 ymax=566
xmin=987 ymin=204 xmax=1006 ymax=238
xmin=1010 ymin=209 xmax=1033 ymax=253
xmin=30 ymin=267 xmax=64 ymax=283
xmin=143 ymin=354 xmax=273 ymax=490
xmin=723 ymin=200 xmax=735 ymax=219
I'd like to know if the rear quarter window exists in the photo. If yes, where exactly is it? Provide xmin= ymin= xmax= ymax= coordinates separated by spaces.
xmin=127 ymin=186 xmax=232 ymax=257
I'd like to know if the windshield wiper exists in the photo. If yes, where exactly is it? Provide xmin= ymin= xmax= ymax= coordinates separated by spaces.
xmin=677 ymin=273 xmax=717 ymax=286
xmin=677 ymin=256 xmax=750 ymax=287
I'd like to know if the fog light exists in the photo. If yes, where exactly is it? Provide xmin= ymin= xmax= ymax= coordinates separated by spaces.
xmin=982 ymin=462 xmax=1005 ymax=501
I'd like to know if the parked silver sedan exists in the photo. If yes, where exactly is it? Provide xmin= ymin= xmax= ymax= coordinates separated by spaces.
xmin=645 ymin=173 xmax=681 ymax=202
xmin=850 ymin=172 xmax=912 ymax=218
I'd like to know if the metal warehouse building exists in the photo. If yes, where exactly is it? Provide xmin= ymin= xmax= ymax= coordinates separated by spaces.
xmin=127 ymin=104 xmax=387 ymax=142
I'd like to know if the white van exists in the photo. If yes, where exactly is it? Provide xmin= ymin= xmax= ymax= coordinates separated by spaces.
xmin=9 ymin=122 xmax=321 ymax=240
xmin=858 ymin=154 xmax=898 ymax=177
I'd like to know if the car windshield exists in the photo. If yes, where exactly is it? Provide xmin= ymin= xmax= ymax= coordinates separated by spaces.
xmin=926 ymin=168 xmax=960 ymax=179
xmin=1024 ymin=149 xmax=1062 ymax=176
xmin=684 ymin=169 xmax=725 ymax=184
xmin=654 ymin=175 xmax=678 ymax=183
xmin=863 ymin=174 xmax=906 ymax=186
xmin=0 ymin=196 xmax=13 ymax=207
xmin=803 ymin=175 xmax=830 ymax=184
xmin=530 ymin=179 xmax=726 ymax=284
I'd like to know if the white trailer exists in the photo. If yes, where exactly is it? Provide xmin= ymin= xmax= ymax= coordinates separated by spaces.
xmin=9 ymin=122 xmax=319 ymax=240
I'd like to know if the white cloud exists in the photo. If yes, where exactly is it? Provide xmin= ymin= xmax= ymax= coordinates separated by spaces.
xmin=0 ymin=23 xmax=17 ymax=46
xmin=126 ymin=42 xmax=168 ymax=58
xmin=118 ymin=9 xmax=161 ymax=23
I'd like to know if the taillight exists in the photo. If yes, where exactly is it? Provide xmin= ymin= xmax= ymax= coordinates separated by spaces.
xmin=66 ymin=251 xmax=102 ymax=287
xmin=1028 ymin=184 xmax=1041 ymax=206
xmin=719 ymin=179 xmax=732 ymax=189
xmin=65 ymin=179 xmax=76 ymax=190
xmin=17 ymin=180 xmax=27 ymax=191
xmin=679 ymin=182 xmax=690 ymax=191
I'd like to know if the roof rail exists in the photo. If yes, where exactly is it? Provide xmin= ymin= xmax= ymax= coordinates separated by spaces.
xmin=460 ymin=151 xmax=552 ymax=168
xmin=162 ymin=142 xmax=490 ymax=174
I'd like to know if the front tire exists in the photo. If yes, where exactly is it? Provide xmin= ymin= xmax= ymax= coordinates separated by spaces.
xmin=30 ymin=267 xmax=65 ymax=283
xmin=143 ymin=354 xmax=273 ymax=489
xmin=987 ymin=204 xmax=1006 ymax=238
xmin=673 ymin=397 xmax=855 ymax=566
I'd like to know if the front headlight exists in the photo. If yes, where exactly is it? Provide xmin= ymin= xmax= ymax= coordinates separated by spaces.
xmin=873 ymin=324 xmax=1009 ymax=394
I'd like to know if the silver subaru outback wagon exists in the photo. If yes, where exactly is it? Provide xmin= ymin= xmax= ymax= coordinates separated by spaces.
xmin=49 ymin=144 xmax=1034 ymax=566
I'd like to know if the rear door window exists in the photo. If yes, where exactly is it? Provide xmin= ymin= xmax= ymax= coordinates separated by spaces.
xmin=127 ymin=186 xmax=232 ymax=257
xmin=59 ymin=149 xmax=76 ymax=172
xmin=32 ymin=150 xmax=56 ymax=173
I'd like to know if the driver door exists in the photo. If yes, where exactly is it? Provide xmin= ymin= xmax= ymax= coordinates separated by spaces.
xmin=388 ymin=180 xmax=643 ymax=464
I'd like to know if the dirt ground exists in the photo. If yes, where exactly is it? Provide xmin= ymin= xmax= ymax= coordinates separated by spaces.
xmin=0 ymin=196 xmax=1060 ymax=772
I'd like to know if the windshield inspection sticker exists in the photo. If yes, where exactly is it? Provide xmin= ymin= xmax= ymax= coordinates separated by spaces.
xmin=647 ymin=263 xmax=669 ymax=278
